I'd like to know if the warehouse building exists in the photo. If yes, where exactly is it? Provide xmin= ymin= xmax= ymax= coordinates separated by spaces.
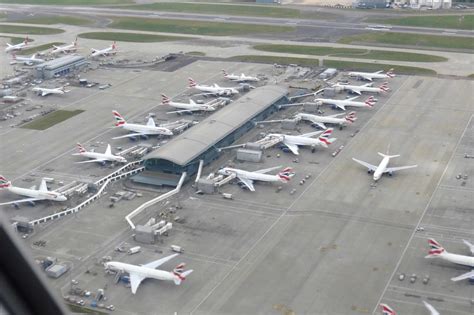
xmin=353 ymin=0 xmax=388 ymax=8
xmin=36 ymin=55 xmax=87 ymax=79
xmin=136 ymin=85 xmax=288 ymax=186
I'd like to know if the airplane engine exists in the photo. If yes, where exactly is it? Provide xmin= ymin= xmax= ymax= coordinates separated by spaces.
xmin=367 ymin=169 xmax=373 ymax=174
xmin=388 ymin=171 xmax=393 ymax=176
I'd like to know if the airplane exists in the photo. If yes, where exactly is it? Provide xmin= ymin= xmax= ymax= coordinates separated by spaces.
xmin=282 ymin=96 xmax=375 ymax=111
xmin=5 ymin=36 xmax=28 ymax=53
xmin=425 ymin=238 xmax=474 ymax=282
xmin=90 ymin=41 xmax=118 ymax=57
xmin=348 ymin=68 xmax=395 ymax=81
xmin=0 ymin=175 xmax=67 ymax=206
xmin=104 ymin=253 xmax=193 ymax=294
xmin=264 ymin=128 xmax=336 ymax=155
xmin=295 ymin=111 xmax=357 ymax=129
xmin=32 ymin=85 xmax=70 ymax=97
xmin=222 ymin=69 xmax=259 ymax=82
xmin=161 ymin=94 xmax=219 ymax=114
xmin=188 ymin=77 xmax=240 ymax=97
xmin=217 ymin=166 xmax=295 ymax=192
xmin=112 ymin=110 xmax=173 ymax=139
xmin=11 ymin=53 xmax=45 ymax=65
xmin=51 ymin=38 xmax=77 ymax=55
xmin=352 ymin=149 xmax=417 ymax=181
xmin=333 ymin=82 xmax=389 ymax=95
xmin=72 ymin=143 xmax=127 ymax=164
xmin=379 ymin=302 xmax=440 ymax=315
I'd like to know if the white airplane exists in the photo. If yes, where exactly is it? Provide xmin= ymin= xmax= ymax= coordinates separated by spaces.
xmin=314 ymin=95 xmax=376 ymax=111
xmin=112 ymin=110 xmax=173 ymax=139
xmin=188 ymin=77 xmax=240 ymax=97
xmin=222 ymin=69 xmax=259 ymax=82
xmin=32 ymin=85 xmax=70 ymax=97
xmin=5 ymin=36 xmax=28 ymax=53
xmin=265 ymin=128 xmax=336 ymax=155
xmin=379 ymin=302 xmax=440 ymax=315
xmin=51 ymin=37 xmax=77 ymax=55
xmin=218 ymin=166 xmax=294 ymax=192
xmin=348 ymin=68 xmax=395 ymax=81
xmin=352 ymin=150 xmax=417 ymax=181
xmin=73 ymin=143 xmax=127 ymax=164
xmin=295 ymin=111 xmax=357 ymax=129
xmin=333 ymin=82 xmax=389 ymax=95
xmin=426 ymin=238 xmax=474 ymax=282
xmin=161 ymin=94 xmax=218 ymax=114
xmin=104 ymin=254 xmax=193 ymax=294
xmin=0 ymin=175 xmax=67 ymax=206
xmin=11 ymin=53 xmax=44 ymax=65
xmin=90 ymin=41 xmax=118 ymax=57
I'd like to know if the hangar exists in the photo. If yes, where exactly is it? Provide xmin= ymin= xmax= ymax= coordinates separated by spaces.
xmin=35 ymin=55 xmax=87 ymax=79
xmin=136 ymin=85 xmax=288 ymax=186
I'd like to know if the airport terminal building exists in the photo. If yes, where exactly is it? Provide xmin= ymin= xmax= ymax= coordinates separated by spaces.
xmin=137 ymin=85 xmax=288 ymax=186
xmin=36 ymin=55 xmax=87 ymax=79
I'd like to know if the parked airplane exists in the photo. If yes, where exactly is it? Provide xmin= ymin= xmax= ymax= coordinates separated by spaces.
xmin=73 ymin=143 xmax=127 ymax=164
xmin=222 ymin=69 xmax=259 ymax=82
xmin=112 ymin=110 xmax=173 ymax=139
xmin=51 ymin=38 xmax=77 ymax=54
xmin=5 ymin=36 xmax=28 ymax=53
xmin=104 ymin=254 xmax=193 ymax=294
xmin=218 ymin=166 xmax=294 ymax=192
xmin=265 ymin=128 xmax=336 ymax=155
xmin=32 ymin=85 xmax=70 ymax=97
xmin=0 ymin=175 xmax=67 ymax=206
xmin=90 ymin=41 xmax=117 ymax=57
xmin=333 ymin=82 xmax=389 ymax=95
xmin=379 ymin=302 xmax=440 ymax=315
xmin=295 ymin=111 xmax=357 ymax=129
xmin=348 ymin=69 xmax=395 ymax=81
xmin=315 ymin=96 xmax=376 ymax=110
xmin=426 ymin=238 xmax=474 ymax=282
xmin=188 ymin=77 xmax=240 ymax=97
xmin=353 ymin=150 xmax=417 ymax=181
xmin=11 ymin=53 xmax=44 ymax=65
xmin=161 ymin=94 xmax=218 ymax=114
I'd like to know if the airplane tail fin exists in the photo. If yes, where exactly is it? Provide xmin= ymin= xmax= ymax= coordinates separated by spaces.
xmin=161 ymin=94 xmax=171 ymax=105
xmin=73 ymin=37 xmax=78 ymax=46
xmin=365 ymin=96 xmax=375 ymax=107
xmin=0 ymin=175 xmax=12 ymax=189
xmin=345 ymin=111 xmax=357 ymax=123
xmin=188 ymin=77 xmax=197 ymax=88
xmin=318 ymin=128 xmax=336 ymax=146
xmin=76 ymin=143 xmax=87 ymax=154
xmin=379 ymin=82 xmax=390 ymax=92
xmin=380 ymin=303 xmax=397 ymax=315
xmin=278 ymin=167 xmax=295 ymax=182
xmin=12 ymin=53 xmax=16 ymax=60
xmin=112 ymin=110 xmax=126 ymax=126
xmin=386 ymin=68 xmax=395 ymax=78
xmin=112 ymin=41 xmax=117 ymax=50
xmin=426 ymin=238 xmax=446 ymax=258
xmin=24 ymin=35 xmax=29 ymax=45
xmin=172 ymin=263 xmax=193 ymax=285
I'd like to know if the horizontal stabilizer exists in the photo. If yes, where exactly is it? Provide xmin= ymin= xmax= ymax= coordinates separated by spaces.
xmin=377 ymin=152 xmax=400 ymax=159
xmin=451 ymin=270 xmax=474 ymax=282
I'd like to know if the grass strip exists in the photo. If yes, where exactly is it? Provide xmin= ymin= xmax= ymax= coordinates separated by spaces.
xmin=22 ymin=110 xmax=84 ymax=130
xmin=17 ymin=42 xmax=64 ymax=55
xmin=0 ymin=24 xmax=64 ymax=35
xmin=78 ymin=32 xmax=191 ymax=42
xmin=10 ymin=15 xmax=93 ymax=26
xmin=367 ymin=15 xmax=474 ymax=31
xmin=323 ymin=59 xmax=436 ymax=75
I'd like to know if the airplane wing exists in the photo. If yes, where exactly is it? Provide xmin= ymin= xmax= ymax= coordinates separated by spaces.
xmin=237 ymin=176 xmax=255 ymax=192
xmin=451 ymin=270 xmax=474 ymax=282
xmin=462 ymin=239 xmax=474 ymax=255
xmin=254 ymin=165 xmax=282 ymax=174
xmin=129 ymin=273 xmax=146 ymax=294
xmin=385 ymin=165 xmax=417 ymax=173
xmin=361 ymin=75 xmax=373 ymax=81
xmin=41 ymin=91 xmax=48 ymax=97
xmin=352 ymin=158 xmax=377 ymax=171
xmin=283 ymin=142 xmax=300 ymax=155
xmin=300 ymin=130 xmax=324 ymax=138
xmin=105 ymin=144 xmax=112 ymax=155
xmin=348 ymin=88 xmax=361 ymax=95
xmin=422 ymin=301 xmax=440 ymax=315
xmin=326 ymin=112 xmax=347 ymax=118
xmin=142 ymin=254 xmax=179 ymax=269
xmin=335 ymin=104 xmax=346 ymax=111
xmin=314 ymin=122 xmax=326 ymax=129
xmin=0 ymin=198 xmax=42 ymax=206
xmin=194 ymin=92 xmax=216 ymax=97
xmin=112 ymin=133 xmax=146 ymax=139
xmin=38 ymin=179 xmax=48 ymax=192
xmin=146 ymin=117 xmax=156 ymax=127
xmin=76 ymin=159 xmax=108 ymax=164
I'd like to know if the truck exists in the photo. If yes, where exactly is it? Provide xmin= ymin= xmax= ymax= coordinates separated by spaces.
xmin=127 ymin=246 xmax=141 ymax=255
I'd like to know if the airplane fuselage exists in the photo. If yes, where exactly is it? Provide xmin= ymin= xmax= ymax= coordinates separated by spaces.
xmin=168 ymin=101 xmax=215 ymax=112
xmin=272 ymin=134 xmax=327 ymax=148
xmin=195 ymin=85 xmax=239 ymax=96
xmin=433 ymin=252 xmax=474 ymax=268
xmin=296 ymin=113 xmax=347 ymax=126
xmin=5 ymin=43 xmax=26 ymax=53
xmin=122 ymin=122 xmax=173 ymax=136
xmin=338 ymin=84 xmax=383 ymax=94
xmin=349 ymin=72 xmax=390 ymax=80
xmin=373 ymin=156 xmax=390 ymax=181
xmin=76 ymin=151 xmax=126 ymax=163
xmin=219 ymin=168 xmax=281 ymax=183
xmin=7 ymin=186 xmax=66 ymax=201
xmin=314 ymin=98 xmax=368 ymax=109
xmin=106 ymin=261 xmax=176 ymax=282
xmin=32 ymin=87 xmax=65 ymax=96
xmin=14 ymin=56 xmax=44 ymax=65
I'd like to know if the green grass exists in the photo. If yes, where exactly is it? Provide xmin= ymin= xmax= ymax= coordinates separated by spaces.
xmin=108 ymin=17 xmax=294 ymax=36
xmin=253 ymin=44 xmax=447 ymax=62
xmin=368 ymin=15 xmax=474 ymax=30
xmin=468 ymin=74 xmax=474 ymax=78
xmin=120 ymin=2 xmax=300 ymax=18
xmin=22 ymin=110 xmax=84 ymax=130
xmin=17 ymin=42 xmax=64 ymax=55
xmin=0 ymin=0 xmax=131 ymax=4
xmin=323 ymin=60 xmax=436 ymax=75
xmin=0 ymin=35 xmax=33 ymax=44
xmin=185 ymin=51 xmax=206 ymax=56
xmin=10 ymin=15 xmax=93 ymax=26
xmin=229 ymin=55 xmax=320 ymax=67
xmin=67 ymin=304 xmax=108 ymax=314
xmin=78 ymin=32 xmax=191 ymax=42
xmin=338 ymin=32 xmax=474 ymax=51
xmin=0 ymin=24 xmax=64 ymax=35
